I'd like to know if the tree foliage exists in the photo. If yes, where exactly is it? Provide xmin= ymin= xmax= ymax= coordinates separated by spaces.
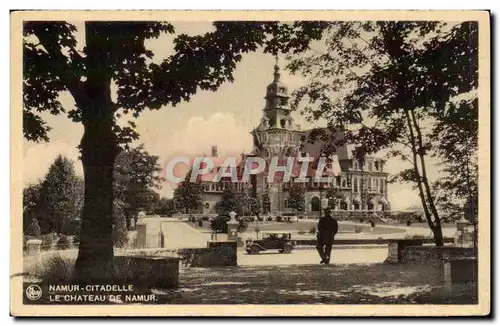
xmin=38 ymin=155 xmax=84 ymax=234
xmin=26 ymin=218 xmax=42 ymax=238
xmin=262 ymin=193 xmax=271 ymax=214
xmin=215 ymin=186 xmax=238 ymax=216
xmin=249 ymin=197 xmax=261 ymax=216
xmin=23 ymin=182 xmax=42 ymax=234
xmin=173 ymin=170 xmax=203 ymax=215
xmin=287 ymin=182 xmax=306 ymax=212
xmin=287 ymin=21 xmax=478 ymax=246
xmin=113 ymin=144 xmax=164 ymax=228
xmin=154 ymin=197 xmax=174 ymax=216
xmin=431 ymin=99 xmax=478 ymax=222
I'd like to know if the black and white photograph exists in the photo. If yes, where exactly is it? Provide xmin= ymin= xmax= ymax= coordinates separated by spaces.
xmin=10 ymin=10 xmax=490 ymax=316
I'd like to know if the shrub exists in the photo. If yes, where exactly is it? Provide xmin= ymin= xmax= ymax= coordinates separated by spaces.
xmin=411 ymin=234 xmax=426 ymax=239
xmin=198 ymin=220 xmax=203 ymax=227
xmin=299 ymin=216 xmax=304 ymax=219
xmin=298 ymin=229 xmax=306 ymax=235
xmin=202 ymin=216 xmax=209 ymax=221
xmin=112 ymin=220 xmax=129 ymax=248
xmin=56 ymin=235 xmax=72 ymax=250
xmin=26 ymin=254 xmax=75 ymax=283
xmin=276 ymin=216 xmax=283 ymax=222
xmin=359 ymin=218 xmax=364 ymax=224
xmin=237 ymin=220 xmax=248 ymax=233
xmin=211 ymin=216 xmax=228 ymax=233
xmin=406 ymin=220 xmax=412 ymax=227
xmin=354 ymin=226 xmax=363 ymax=234
xmin=26 ymin=218 xmax=41 ymax=238
xmin=369 ymin=221 xmax=376 ymax=227
xmin=250 ymin=217 xmax=256 ymax=222
xmin=41 ymin=233 xmax=57 ymax=250
xmin=309 ymin=226 xmax=317 ymax=234
xmin=189 ymin=216 xmax=196 ymax=223
xmin=267 ymin=216 xmax=273 ymax=222
xmin=257 ymin=216 xmax=264 ymax=222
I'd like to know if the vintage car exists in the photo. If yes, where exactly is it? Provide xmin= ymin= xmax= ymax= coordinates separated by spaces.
xmin=245 ymin=232 xmax=295 ymax=254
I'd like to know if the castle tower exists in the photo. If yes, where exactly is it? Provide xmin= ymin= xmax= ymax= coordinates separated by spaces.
xmin=251 ymin=57 xmax=303 ymax=215
xmin=252 ymin=57 xmax=301 ymax=158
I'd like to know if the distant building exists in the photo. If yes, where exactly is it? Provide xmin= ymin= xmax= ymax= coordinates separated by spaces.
xmin=185 ymin=61 xmax=391 ymax=219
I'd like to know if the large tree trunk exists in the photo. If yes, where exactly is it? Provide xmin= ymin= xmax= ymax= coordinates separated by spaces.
xmin=73 ymin=22 xmax=119 ymax=283
xmin=74 ymin=125 xmax=118 ymax=282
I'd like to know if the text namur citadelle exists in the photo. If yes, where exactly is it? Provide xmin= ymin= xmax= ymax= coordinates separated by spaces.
xmin=48 ymin=284 xmax=157 ymax=303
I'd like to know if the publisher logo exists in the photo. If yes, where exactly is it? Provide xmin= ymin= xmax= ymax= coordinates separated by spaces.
xmin=25 ymin=285 xmax=42 ymax=301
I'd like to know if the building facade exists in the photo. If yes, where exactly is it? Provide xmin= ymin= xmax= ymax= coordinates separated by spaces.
xmin=187 ymin=62 xmax=391 ymax=219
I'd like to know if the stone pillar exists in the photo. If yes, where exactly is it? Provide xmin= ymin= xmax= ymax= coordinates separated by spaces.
xmin=26 ymin=239 xmax=42 ymax=261
xmin=227 ymin=211 xmax=238 ymax=242
xmin=455 ymin=217 xmax=472 ymax=248
xmin=135 ymin=222 xmax=147 ymax=248
xmin=135 ymin=222 xmax=159 ymax=249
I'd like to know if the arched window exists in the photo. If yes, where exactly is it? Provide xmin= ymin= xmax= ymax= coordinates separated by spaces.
xmin=284 ymin=199 xmax=289 ymax=209
xmin=368 ymin=162 xmax=373 ymax=172
xmin=354 ymin=202 xmax=360 ymax=210
xmin=341 ymin=202 xmax=348 ymax=210
xmin=311 ymin=197 xmax=320 ymax=212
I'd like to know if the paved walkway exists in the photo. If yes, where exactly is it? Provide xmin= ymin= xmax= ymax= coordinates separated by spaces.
xmin=238 ymin=247 xmax=388 ymax=266
xmin=137 ymin=217 xmax=211 ymax=249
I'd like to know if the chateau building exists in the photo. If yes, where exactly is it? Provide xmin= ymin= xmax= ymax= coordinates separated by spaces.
xmin=189 ymin=61 xmax=391 ymax=219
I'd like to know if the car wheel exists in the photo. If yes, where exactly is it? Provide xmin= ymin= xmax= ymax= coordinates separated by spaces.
xmin=250 ymin=245 xmax=260 ymax=254
xmin=283 ymin=244 xmax=293 ymax=254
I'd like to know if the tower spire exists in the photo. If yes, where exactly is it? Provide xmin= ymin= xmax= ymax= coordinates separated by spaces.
xmin=273 ymin=55 xmax=280 ymax=82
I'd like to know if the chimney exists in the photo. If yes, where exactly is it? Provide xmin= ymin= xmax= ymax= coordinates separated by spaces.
xmin=211 ymin=145 xmax=218 ymax=157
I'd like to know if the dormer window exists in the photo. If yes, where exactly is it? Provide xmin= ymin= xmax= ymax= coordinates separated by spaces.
xmin=279 ymin=87 xmax=286 ymax=93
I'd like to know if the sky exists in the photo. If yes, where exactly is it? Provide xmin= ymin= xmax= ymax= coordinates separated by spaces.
xmin=22 ymin=21 xmax=444 ymax=211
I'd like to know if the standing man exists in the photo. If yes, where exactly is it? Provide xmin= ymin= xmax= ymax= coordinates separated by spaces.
xmin=316 ymin=208 xmax=339 ymax=265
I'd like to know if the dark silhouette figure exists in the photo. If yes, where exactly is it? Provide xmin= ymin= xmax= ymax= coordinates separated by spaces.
xmin=316 ymin=209 xmax=339 ymax=265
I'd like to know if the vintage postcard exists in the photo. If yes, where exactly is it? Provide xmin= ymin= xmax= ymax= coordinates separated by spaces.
xmin=10 ymin=10 xmax=490 ymax=317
